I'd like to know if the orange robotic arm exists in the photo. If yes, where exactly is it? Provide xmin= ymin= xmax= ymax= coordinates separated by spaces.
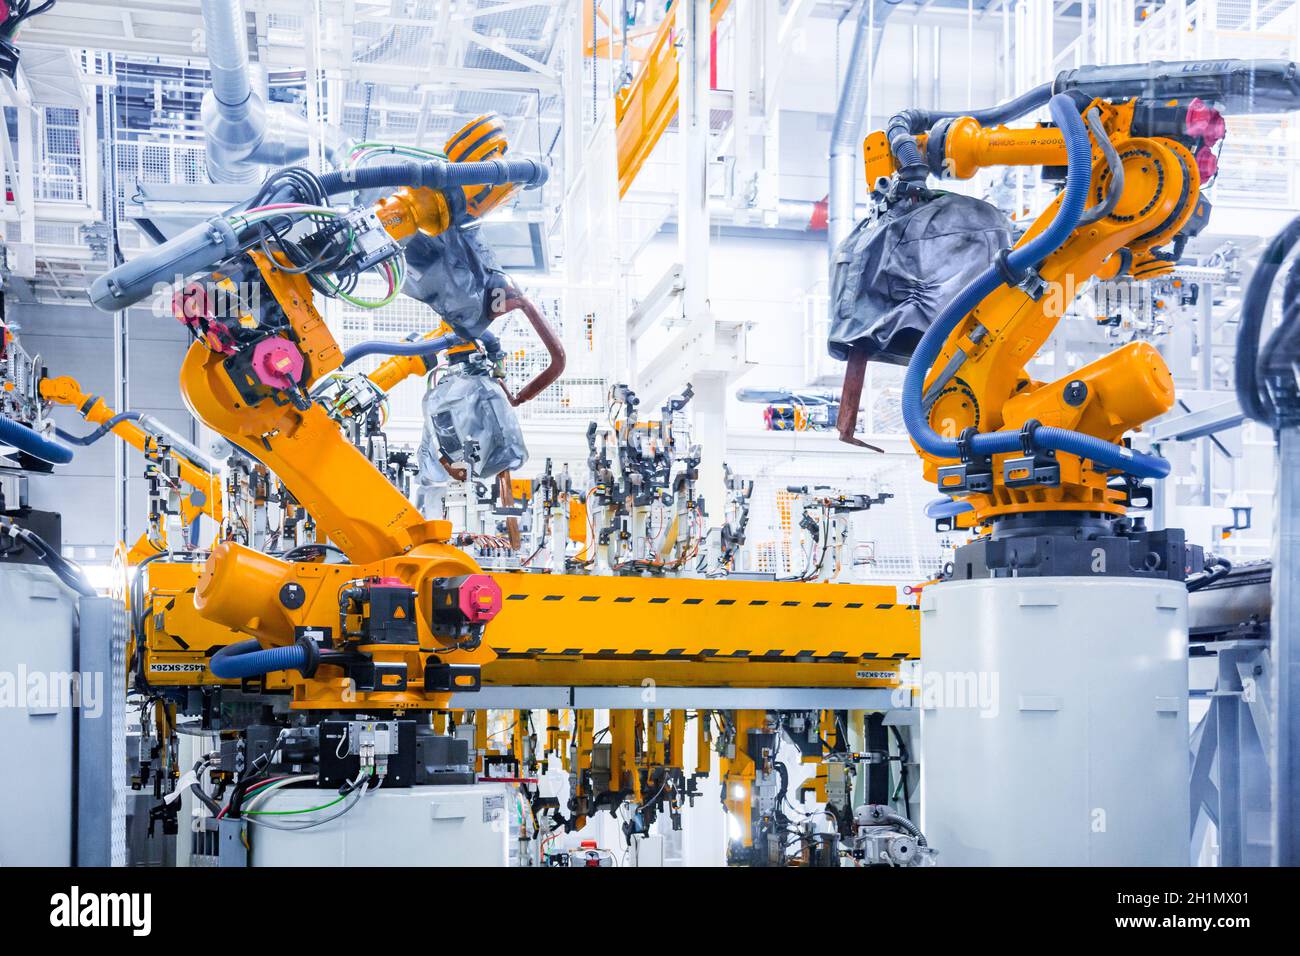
xmin=87 ymin=117 xmax=553 ymax=710
xmin=866 ymin=96 xmax=1207 ymax=523
xmin=38 ymin=373 xmax=223 ymax=536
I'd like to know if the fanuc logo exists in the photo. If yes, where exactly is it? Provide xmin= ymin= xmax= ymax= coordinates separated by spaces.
xmin=49 ymin=887 xmax=151 ymax=937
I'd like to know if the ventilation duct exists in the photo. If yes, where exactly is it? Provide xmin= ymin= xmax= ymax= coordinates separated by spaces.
xmin=200 ymin=0 xmax=337 ymax=183
xmin=827 ymin=0 xmax=902 ymax=252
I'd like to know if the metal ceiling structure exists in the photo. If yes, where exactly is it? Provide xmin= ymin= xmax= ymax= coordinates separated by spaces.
xmin=3 ymin=0 xmax=569 ymax=302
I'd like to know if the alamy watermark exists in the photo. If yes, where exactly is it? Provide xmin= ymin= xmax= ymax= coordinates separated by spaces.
xmin=891 ymin=666 xmax=1001 ymax=718
xmin=0 ymin=665 xmax=103 ymax=719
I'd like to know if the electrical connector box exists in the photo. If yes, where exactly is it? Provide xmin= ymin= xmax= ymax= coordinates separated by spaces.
xmin=346 ymin=209 xmax=401 ymax=273
xmin=318 ymin=719 xmax=416 ymax=789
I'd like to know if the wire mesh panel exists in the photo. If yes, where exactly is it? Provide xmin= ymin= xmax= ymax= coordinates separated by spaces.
xmin=727 ymin=451 xmax=955 ymax=584
xmin=36 ymin=106 xmax=85 ymax=202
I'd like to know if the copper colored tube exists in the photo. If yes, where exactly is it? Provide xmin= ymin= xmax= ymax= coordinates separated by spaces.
xmin=494 ymin=292 xmax=566 ymax=407
xmin=836 ymin=346 xmax=883 ymax=452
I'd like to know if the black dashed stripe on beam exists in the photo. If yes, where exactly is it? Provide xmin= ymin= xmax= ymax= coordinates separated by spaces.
xmin=543 ymin=595 xmax=565 ymax=601
xmin=614 ymin=596 xmax=634 ymax=603
xmin=716 ymin=598 xmax=735 ymax=606
xmin=782 ymin=600 xmax=800 ymax=607
xmin=813 ymin=601 xmax=831 ymax=608
xmin=683 ymin=598 xmax=702 ymax=605
xmin=649 ymin=597 xmax=669 ymax=604
xmin=579 ymin=595 xmax=600 ymax=602
xmin=507 ymin=594 xmax=528 ymax=601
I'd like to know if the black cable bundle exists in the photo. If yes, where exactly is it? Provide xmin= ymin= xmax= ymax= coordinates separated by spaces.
xmin=0 ymin=518 xmax=96 ymax=597
xmin=1235 ymin=215 xmax=1300 ymax=428
xmin=239 ymin=166 xmax=359 ymax=299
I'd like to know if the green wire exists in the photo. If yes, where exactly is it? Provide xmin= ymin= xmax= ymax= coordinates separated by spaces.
xmin=228 ymin=205 xmax=398 ymax=309
xmin=325 ymin=259 xmax=403 ymax=309
xmin=349 ymin=142 xmax=448 ymax=164
xmin=243 ymin=792 xmax=350 ymax=816
xmin=244 ymin=765 xmax=377 ymax=815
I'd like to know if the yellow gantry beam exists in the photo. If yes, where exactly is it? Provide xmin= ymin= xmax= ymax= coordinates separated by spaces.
xmin=483 ymin=572 xmax=918 ymax=688
xmin=615 ymin=0 xmax=732 ymax=198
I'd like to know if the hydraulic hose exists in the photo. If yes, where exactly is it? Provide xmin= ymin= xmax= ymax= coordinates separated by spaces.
xmin=1078 ymin=107 xmax=1124 ymax=227
xmin=885 ymin=82 xmax=1054 ymax=181
xmin=934 ymin=82 xmax=1052 ymax=126
xmin=0 ymin=416 xmax=74 ymax=465
xmin=209 ymin=638 xmax=315 ymax=680
xmin=55 ymin=411 xmax=144 ymax=446
xmin=885 ymin=110 xmax=930 ymax=183
xmin=880 ymin=809 xmax=927 ymax=847
xmin=1234 ymin=214 xmax=1300 ymax=427
xmin=341 ymin=332 xmax=463 ymax=368
xmin=1186 ymin=554 xmax=1232 ymax=591
xmin=901 ymin=94 xmax=1172 ymax=483
xmin=0 ymin=519 xmax=97 ymax=597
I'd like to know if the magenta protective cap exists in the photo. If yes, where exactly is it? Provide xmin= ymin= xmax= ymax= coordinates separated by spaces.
xmin=252 ymin=337 xmax=305 ymax=390
xmin=458 ymin=574 xmax=503 ymax=624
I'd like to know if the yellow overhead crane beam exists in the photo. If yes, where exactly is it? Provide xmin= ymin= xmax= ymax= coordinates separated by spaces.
xmin=615 ymin=0 xmax=732 ymax=197
xmin=482 ymin=571 xmax=918 ymax=689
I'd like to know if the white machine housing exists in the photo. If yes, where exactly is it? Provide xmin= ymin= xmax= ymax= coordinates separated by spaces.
xmin=919 ymin=576 xmax=1190 ymax=865
xmin=249 ymin=783 xmax=514 ymax=866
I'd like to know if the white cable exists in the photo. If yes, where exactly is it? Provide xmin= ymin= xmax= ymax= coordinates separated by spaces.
xmin=243 ymin=772 xmax=380 ymax=832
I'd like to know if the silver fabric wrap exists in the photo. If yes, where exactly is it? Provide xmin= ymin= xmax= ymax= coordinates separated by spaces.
xmin=401 ymin=226 xmax=509 ymax=341
xmin=828 ymin=192 xmax=1012 ymax=366
xmin=421 ymin=370 xmax=527 ymax=479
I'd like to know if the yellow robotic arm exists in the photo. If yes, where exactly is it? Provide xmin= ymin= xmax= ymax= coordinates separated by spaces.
xmin=858 ymin=58 xmax=1300 ymax=576
xmin=903 ymin=97 xmax=1198 ymax=521
xmin=89 ymin=117 xmax=549 ymax=711
xmin=38 ymin=373 xmax=223 ymax=559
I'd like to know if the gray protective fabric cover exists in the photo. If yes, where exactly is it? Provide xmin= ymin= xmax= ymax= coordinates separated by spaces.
xmin=422 ymin=370 xmax=527 ymax=479
xmin=828 ymin=192 xmax=1012 ymax=366
xmin=401 ymin=226 xmax=510 ymax=340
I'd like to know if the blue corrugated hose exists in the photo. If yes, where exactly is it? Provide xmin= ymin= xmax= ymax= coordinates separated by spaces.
xmin=209 ymin=639 xmax=310 ymax=680
xmin=0 ymin=416 xmax=74 ymax=464
xmin=901 ymin=93 xmax=1171 ymax=482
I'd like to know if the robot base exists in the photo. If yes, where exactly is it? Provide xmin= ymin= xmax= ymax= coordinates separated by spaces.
xmin=918 ymin=576 xmax=1190 ymax=866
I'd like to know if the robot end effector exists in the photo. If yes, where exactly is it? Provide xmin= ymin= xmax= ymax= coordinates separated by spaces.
xmin=870 ymin=58 xmax=1300 ymax=190
xmin=86 ymin=150 xmax=548 ymax=315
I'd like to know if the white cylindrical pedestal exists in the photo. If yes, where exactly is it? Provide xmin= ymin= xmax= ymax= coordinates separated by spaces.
xmin=919 ymin=576 xmax=1189 ymax=866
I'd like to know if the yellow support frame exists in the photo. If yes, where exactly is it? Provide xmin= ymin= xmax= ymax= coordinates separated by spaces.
xmin=615 ymin=0 xmax=732 ymax=197
xmin=487 ymin=571 xmax=917 ymax=660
